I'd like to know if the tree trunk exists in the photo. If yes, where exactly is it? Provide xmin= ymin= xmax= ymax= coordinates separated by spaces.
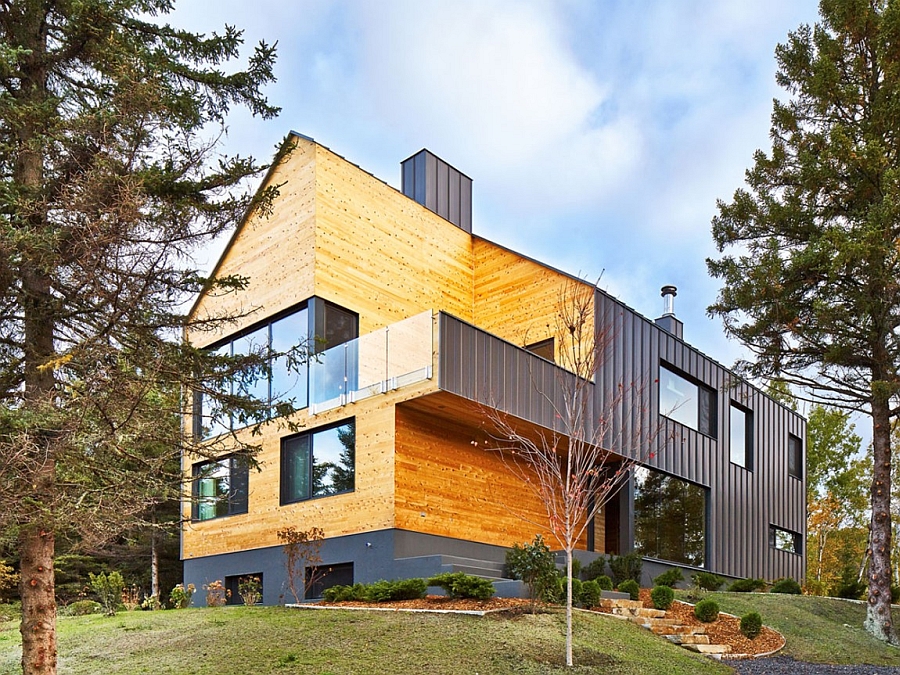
xmin=150 ymin=532 xmax=159 ymax=607
xmin=565 ymin=548 xmax=573 ymax=668
xmin=864 ymin=397 xmax=898 ymax=644
xmin=19 ymin=527 xmax=56 ymax=675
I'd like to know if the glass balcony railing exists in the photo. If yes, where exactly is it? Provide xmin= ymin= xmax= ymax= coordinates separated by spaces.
xmin=309 ymin=310 xmax=434 ymax=414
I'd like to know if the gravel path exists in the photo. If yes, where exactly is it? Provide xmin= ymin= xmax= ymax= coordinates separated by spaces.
xmin=728 ymin=656 xmax=900 ymax=674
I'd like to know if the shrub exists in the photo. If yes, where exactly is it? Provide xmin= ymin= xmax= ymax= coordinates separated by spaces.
xmin=770 ymin=578 xmax=801 ymax=595
xmin=580 ymin=580 xmax=601 ymax=608
xmin=427 ymin=573 xmax=493 ymax=601
xmin=694 ymin=598 xmax=720 ymax=623
xmin=652 ymin=568 xmax=684 ymax=589
xmin=650 ymin=585 xmax=675 ymax=610
xmin=169 ymin=583 xmax=195 ymax=609
xmin=805 ymin=579 xmax=827 ymax=596
xmin=238 ymin=575 xmax=262 ymax=605
xmin=121 ymin=584 xmax=141 ymax=611
xmin=365 ymin=578 xmax=427 ymax=602
xmin=595 ymin=575 xmax=613 ymax=591
xmin=63 ymin=600 xmax=102 ymax=616
xmin=727 ymin=577 xmax=766 ymax=593
xmin=203 ymin=579 xmax=229 ymax=607
xmin=558 ymin=577 xmax=583 ymax=606
xmin=617 ymin=579 xmax=640 ymax=601
xmin=608 ymin=552 xmax=643 ymax=586
xmin=833 ymin=568 xmax=866 ymax=600
xmin=89 ymin=571 xmax=125 ymax=616
xmin=505 ymin=535 xmax=559 ymax=605
xmin=571 ymin=558 xmax=582 ymax=581
xmin=892 ymin=585 xmax=900 ymax=604
xmin=740 ymin=611 xmax=763 ymax=639
xmin=693 ymin=571 xmax=725 ymax=591
xmin=0 ymin=561 xmax=19 ymax=603
xmin=323 ymin=584 xmax=366 ymax=603
xmin=582 ymin=558 xmax=608 ymax=582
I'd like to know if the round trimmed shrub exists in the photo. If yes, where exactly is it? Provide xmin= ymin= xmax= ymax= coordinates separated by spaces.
xmin=653 ymin=568 xmax=684 ymax=588
xmin=650 ymin=585 xmax=675 ymax=610
xmin=63 ymin=600 xmax=102 ymax=616
xmin=595 ymin=575 xmax=613 ymax=591
xmin=694 ymin=598 xmax=719 ymax=623
xmin=740 ymin=611 xmax=763 ymax=639
xmin=770 ymin=578 xmax=801 ymax=595
xmin=618 ymin=579 xmax=640 ymax=601
xmin=580 ymin=580 xmax=601 ymax=609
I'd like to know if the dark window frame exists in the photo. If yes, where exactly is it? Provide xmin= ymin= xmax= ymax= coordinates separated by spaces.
xmin=769 ymin=525 xmax=802 ymax=555
xmin=658 ymin=363 xmax=717 ymax=438
xmin=305 ymin=562 xmax=354 ymax=600
xmin=191 ymin=455 xmax=249 ymax=521
xmin=729 ymin=401 xmax=753 ymax=470
xmin=787 ymin=433 xmax=803 ymax=480
xmin=280 ymin=418 xmax=356 ymax=505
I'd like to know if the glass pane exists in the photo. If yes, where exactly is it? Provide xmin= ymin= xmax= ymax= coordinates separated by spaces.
xmin=788 ymin=435 xmax=801 ymax=478
xmin=730 ymin=405 xmax=747 ymax=467
xmin=282 ymin=435 xmax=311 ymax=503
xmin=633 ymin=467 xmax=706 ymax=566
xmin=311 ymin=341 xmax=357 ymax=406
xmin=324 ymin=304 xmax=357 ymax=348
xmin=195 ymin=461 xmax=229 ymax=520
xmin=773 ymin=528 xmax=798 ymax=553
xmin=659 ymin=366 xmax=698 ymax=430
xmin=312 ymin=422 xmax=355 ymax=497
xmin=233 ymin=325 xmax=270 ymax=407
xmin=271 ymin=307 xmax=309 ymax=409
xmin=202 ymin=344 xmax=232 ymax=439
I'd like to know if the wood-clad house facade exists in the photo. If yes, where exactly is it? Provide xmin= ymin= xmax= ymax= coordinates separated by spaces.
xmin=182 ymin=133 xmax=806 ymax=604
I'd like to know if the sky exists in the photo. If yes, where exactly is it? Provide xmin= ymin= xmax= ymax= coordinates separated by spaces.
xmin=172 ymin=0 xmax=822 ymax=370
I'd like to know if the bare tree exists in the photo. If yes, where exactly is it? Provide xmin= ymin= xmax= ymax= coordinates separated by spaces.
xmin=479 ymin=279 xmax=662 ymax=668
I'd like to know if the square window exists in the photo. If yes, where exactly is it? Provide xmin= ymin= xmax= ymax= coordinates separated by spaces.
xmin=659 ymin=364 xmax=717 ymax=437
xmin=281 ymin=420 xmax=356 ymax=504
xmin=730 ymin=403 xmax=752 ymax=469
xmin=225 ymin=573 xmax=263 ymax=605
xmin=788 ymin=434 xmax=803 ymax=479
xmin=192 ymin=456 xmax=249 ymax=521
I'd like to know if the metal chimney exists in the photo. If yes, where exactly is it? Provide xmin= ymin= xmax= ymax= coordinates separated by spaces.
xmin=655 ymin=285 xmax=683 ymax=339
xmin=400 ymin=149 xmax=473 ymax=233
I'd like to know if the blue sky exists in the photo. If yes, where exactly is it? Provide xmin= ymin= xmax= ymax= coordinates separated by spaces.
xmin=174 ymin=0 xmax=821 ymax=369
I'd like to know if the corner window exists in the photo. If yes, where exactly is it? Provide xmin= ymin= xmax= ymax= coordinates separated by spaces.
xmin=659 ymin=364 xmax=716 ymax=437
xmin=281 ymin=420 xmax=355 ymax=504
xmin=788 ymin=434 xmax=803 ymax=479
xmin=633 ymin=467 xmax=707 ymax=567
xmin=770 ymin=526 xmax=802 ymax=554
xmin=192 ymin=456 xmax=249 ymax=521
xmin=729 ymin=403 xmax=752 ymax=469
xmin=525 ymin=337 xmax=555 ymax=362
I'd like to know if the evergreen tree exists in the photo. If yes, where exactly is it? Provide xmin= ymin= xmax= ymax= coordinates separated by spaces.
xmin=709 ymin=0 xmax=900 ymax=642
xmin=0 ymin=2 xmax=281 ymax=672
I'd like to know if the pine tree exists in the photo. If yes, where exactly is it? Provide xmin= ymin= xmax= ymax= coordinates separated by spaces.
xmin=0 ymin=2 xmax=281 ymax=672
xmin=709 ymin=0 xmax=900 ymax=642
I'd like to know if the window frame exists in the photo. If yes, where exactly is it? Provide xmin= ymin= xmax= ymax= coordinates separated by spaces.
xmin=787 ymin=433 xmax=803 ymax=480
xmin=769 ymin=525 xmax=802 ymax=555
xmin=280 ymin=418 xmax=356 ymax=505
xmin=191 ymin=455 xmax=249 ymax=521
xmin=729 ymin=401 xmax=753 ymax=470
xmin=524 ymin=337 xmax=555 ymax=362
xmin=658 ymin=363 xmax=717 ymax=438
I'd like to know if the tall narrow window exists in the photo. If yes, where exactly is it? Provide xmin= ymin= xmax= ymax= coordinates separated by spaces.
xmin=730 ymin=403 xmax=752 ymax=469
xmin=659 ymin=364 xmax=717 ymax=437
xmin=192 ymin=456 xmax=249 ymax=521
xmin=281 ymin=420 xmax=356 ymax=504
xmin=787 ymin=434 xmax=803 ymax=479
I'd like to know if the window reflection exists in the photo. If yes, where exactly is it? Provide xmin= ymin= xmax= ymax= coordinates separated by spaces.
xmin=633 ymin=467 xmax=706 ymax=567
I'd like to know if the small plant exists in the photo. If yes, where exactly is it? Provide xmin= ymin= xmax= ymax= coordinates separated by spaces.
xmin=650 ymin=585 xmax=674 ymax=610
xmin=727 ymin=577 xmax=766 ymax=593
xmin=692 ymin=571 xmax=725 ymax=591
xmin=0 ymin=560 xmax=19 ymax=603
xmin=278 ymin=526 xmax=325 ymax=604
xmin=89 ymin=571 xmax=125 ymax=616
xmin=63 ymin=600 xmax=102 ymax=616
xmin=652 ymin=568 xmax=684 ymax=588
xmin=203 ymin=579 xmax=230 ymax=607
xmin=580 ymin=580 xmax=601 ymax=608
xmin=169 ymin=583 xmax=195 ymax=609
xmin=558 ymin=577 xmax=584 ymax=606
xmin=608 ymin=552 xmax=643 ymax=586
xmin=694 ymin=598 xmax=719 ymax=623
xmin=833 ymin=567 xmax=866 ymax=600
xmin=617 ymin=579 xmax=640 ymax=601
xmin=238 ymin=576 xmax=262 ymax=605
xmin=570 ymin=558 xmax=582 ymax=581
xmin=121 ymin=585 xmax=142 ymax=611
xmin=364 ymin=578 xmax=427 ymax=602
xmin=141 ymin=593 xmax=161 ymax=611
xmin=323 ymin=583 xmax=368 ymax=603
xmin=769 ymin=578 xmax=801 ymax=595
xmin=581 ymin=558 xmax=608 ymax=582
xmin=594 ymin=574 xmax=613 ymax=591
xmin=505 ymin=535 xmax=559 ymax=607
xmin=740 ymin=611 xmax=763 ymax=639
xmin=891 ymin=585 xmax=900 ymax=603
xmin=428 ymin=572 xmax=494 ymax=601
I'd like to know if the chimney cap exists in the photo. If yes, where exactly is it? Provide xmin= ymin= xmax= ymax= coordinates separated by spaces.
xmin=661 ymin=285 xmax=677 ymax=297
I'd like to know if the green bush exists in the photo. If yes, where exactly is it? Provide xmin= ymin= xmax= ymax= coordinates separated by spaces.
xmin=89 ymin=571 xmax=125 ymax=616
xmin=617 ymin=579 xmax=640 ymax=601
xmin=770 ymin=578 xmax=801 ymax=595
xmin=833 ymin=568 xmax=866 ymax=600
xmin=694 ymin=598 xmax=719 ymax=623
xmin=740 ymin=611 xmax=763 ymax=639
xmin=650 ymin=585 xmax=675 ymax=610
xmin=0 ymin=561 xmax=18 ymax=603
xmin=595 ymin=575 xmax=613 ymax=591
xmin=891 ymin=585 xmax=900 ymax=603
xmin=63 ymin=600 xmax=102 ymax=616
xmin=692 ymin=571 xmax=725 ymax=591
xmin=570 ymin=558 xmax=582 ymax=581
xmin=608 ymin=552 xmax=643 ymax=586
xmin=323 ymin=583 xmax=367 ymax=603
xmin=580 ymin=580 xmax=601 ymax=608
xmin=582 ymin=558 xmax=608 ymax=582
xmin=427 ymin=573 xmax=494 ymax=601
xmin=365 ymin=578 xmax=427 ymax=602
xmin=559 ymin=577 xmax=583 ymax=606
xmin=505 ymin=535 xmax=559 ymax=604
xmin=168 ymin=583 xmax=195 ymax=609
xmin=727 ymin=577 xmax=766 ymax=593
xmin=652 ymin=568 xmax=684 ymax=588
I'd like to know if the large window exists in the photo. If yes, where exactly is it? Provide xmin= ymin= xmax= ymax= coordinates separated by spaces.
xmin=281 ymin=419 xmax=355 ymax=504
xmin=788 ymin=434 xmax=803 ymax=479
xmin=633 ymin=467 xmax=707 ymax=567
xmin=192 ymin=456 xmax=249 ymax=521
xmin=730 ymin=403 xmax=752 ymax=469
xmin=659 ymin=364 xmax=716 ymax=437
xmin=770 ymin=526 xmax=802 ymax=555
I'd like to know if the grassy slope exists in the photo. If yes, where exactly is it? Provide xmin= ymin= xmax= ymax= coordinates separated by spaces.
xmin=0 ymin=606 xmax=729 ymax=675
xmin=680 ymin=591 xmax=900 ymax=667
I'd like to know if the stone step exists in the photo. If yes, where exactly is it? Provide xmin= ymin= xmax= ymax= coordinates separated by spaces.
xmin=633 ymin=607 xmax=667 ymax=618
xmin=683 ymin=644 xmax=731 ymax=655
xmin=678 ymin=634 xmax=710 ymax=645
xmin=641 ymin=617 xmax=680 ymax=628
xmin=599 ymin=598 xmax=642 ymax=611
xmin=650 ymin=623 xmax=702 ymax=635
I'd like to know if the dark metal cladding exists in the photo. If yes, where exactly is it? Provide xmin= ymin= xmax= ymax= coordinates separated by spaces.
xmin=400 ymin=150 xmax=473 ymax=233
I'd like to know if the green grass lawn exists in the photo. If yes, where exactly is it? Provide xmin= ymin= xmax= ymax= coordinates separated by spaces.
xmin=677 ymin=590 xmax=900 ymax=667
xmin=0 ymin=605 xmax=729 ymax=675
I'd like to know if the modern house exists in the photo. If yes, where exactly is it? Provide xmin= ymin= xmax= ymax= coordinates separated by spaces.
xmin=182 ymin=132 xmax=806 ymax=604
